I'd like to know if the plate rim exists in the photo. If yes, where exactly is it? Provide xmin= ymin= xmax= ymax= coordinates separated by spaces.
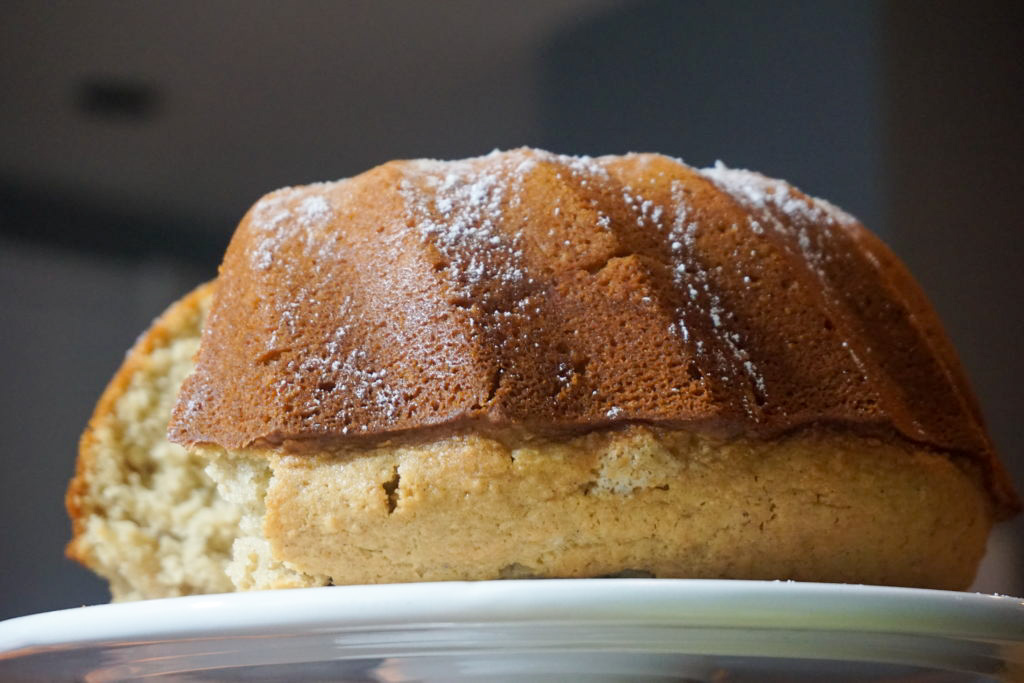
xmin=2 ymin=579 xmax=1022 ymax=657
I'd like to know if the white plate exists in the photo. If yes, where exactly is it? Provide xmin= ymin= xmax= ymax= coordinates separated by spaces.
xmin=1 ymin=580 xmax=1022 ymax=681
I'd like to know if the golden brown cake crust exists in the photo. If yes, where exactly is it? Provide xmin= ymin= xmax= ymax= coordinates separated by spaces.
xmin=168 ymin=149 xmax=1019 ymax=518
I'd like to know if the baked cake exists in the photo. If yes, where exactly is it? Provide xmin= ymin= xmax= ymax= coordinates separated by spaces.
xmin=67 ymin=149 xmax=1019 ymax=599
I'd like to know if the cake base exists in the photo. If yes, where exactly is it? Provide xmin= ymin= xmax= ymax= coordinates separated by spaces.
xmin=206 ymin=424 xmax=992 ymax=592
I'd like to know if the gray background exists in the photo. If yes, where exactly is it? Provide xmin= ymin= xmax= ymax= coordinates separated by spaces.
xmin=1 ymin=0 xmax=1020 ymax=619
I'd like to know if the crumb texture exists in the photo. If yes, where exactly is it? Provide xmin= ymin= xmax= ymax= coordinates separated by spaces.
xmin=204 ymin=451 xmax=327 ymax=590
xmin=66 ymin=285 xmax=241 ymax=600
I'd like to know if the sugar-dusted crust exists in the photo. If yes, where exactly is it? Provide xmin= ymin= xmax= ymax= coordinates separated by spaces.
xmin=66 ymin=283 xmax=241 ymax=600
xmin=205 ymin=424 xmax=992 ymax=591
xmin=168 ymin=149 xmax=1019 ymax=518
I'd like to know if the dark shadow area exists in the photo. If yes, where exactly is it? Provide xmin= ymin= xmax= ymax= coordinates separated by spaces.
xmin=540 ymin=0 xmax=885 ymax=234
xmin=884 ymin=0 xmax=1024 ymax=592
xmin=0 ymin=177 xmax=226 ymax=268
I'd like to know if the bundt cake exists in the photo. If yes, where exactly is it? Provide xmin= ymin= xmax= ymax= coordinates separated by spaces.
xmin=68 ymin=148 xmax=1019 ymax=599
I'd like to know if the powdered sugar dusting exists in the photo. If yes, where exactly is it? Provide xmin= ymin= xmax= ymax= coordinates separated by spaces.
xmin=249 ymin=185 xmax=336 ymax=272
xmin=661 ymin=178 xmax=764 ymax=413
xmin=399 ymin=154 xmax=531 ymax=294
xmin=701 ymin=162 xmax=846 ymax=295
xmin=298 ymin=195 xmax=331 ymax=225
xmin=394 ymin=149 xmax=640 ymax=413
xmin=271 ymin=346 xmax=403 ymax=434
xmin=701 ymin=161 xmax=876 ymax=397
xmin=398 ymin=150 xmax=614 ymax=300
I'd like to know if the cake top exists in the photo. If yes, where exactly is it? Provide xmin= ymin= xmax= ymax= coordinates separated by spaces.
xmin=168 ymin=148 xmax=1018 ymax=516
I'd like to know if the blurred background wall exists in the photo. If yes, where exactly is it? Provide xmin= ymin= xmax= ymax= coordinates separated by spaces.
xmin=1 ymin=0 xmax=1020 ymax=619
